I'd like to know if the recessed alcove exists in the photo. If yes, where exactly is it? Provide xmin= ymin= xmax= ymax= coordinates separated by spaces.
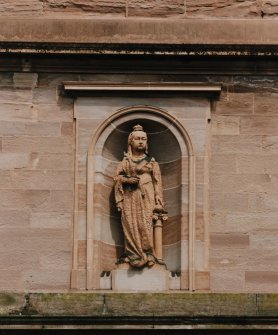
xmin=98 ymin=118 xmax=183 ymax=274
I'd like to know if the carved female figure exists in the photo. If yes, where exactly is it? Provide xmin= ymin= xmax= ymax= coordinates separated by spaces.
xmin=114 ymin=125 xmax=164 ymax=268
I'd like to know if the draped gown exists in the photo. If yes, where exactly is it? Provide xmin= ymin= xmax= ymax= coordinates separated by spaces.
xmin=114 ymin=153 xmax=163 ymax=267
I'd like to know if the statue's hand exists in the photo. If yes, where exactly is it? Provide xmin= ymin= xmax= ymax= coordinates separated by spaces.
xmin=155 ymin=195 xmax=163 ymax=206
xmin=128 ymin=177 xmax=140 ymax=184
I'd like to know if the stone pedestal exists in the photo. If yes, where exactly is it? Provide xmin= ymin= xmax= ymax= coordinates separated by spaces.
xmin=112 ymin=264 xmax=169 ymax=291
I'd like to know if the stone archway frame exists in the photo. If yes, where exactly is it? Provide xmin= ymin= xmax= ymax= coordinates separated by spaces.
xmin=86 ymin=105 xmax=196 ymax=291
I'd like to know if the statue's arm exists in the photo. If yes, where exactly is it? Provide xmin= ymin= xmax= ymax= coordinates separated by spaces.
xmin=114 ymin=163 xmax=125 ymax=211
xmin=115 ymin=160 xmax=139 ymax=185
xmin=152 ymin=161 xmax=164 ymax=206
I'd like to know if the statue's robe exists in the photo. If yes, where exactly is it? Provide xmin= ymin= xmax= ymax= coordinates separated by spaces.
xmin=114 ymin=154 xmax=163 ymax=267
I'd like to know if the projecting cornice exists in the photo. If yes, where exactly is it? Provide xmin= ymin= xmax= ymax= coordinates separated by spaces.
xmin=0 ymin=18 xmax=278 ymax=56
xmin=63 ymin=82 xmax=222 ymax=95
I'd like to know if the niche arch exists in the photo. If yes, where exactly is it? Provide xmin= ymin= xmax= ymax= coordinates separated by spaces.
xmin=87 ymin=105 xmax=196 ymax=290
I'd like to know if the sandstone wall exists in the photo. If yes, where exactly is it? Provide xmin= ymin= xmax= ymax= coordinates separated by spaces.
xmin=1 ymin=71 xmax=277 ymax=292
xmin=210 ymin=76 xmax=278 ymax=292
xmin=0 ymin=73 xmax=75 ymax=291
xmin=0 ymin=0 xmax=278 ymax=18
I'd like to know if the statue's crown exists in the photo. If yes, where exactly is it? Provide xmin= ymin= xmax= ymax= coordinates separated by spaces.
xmin=133 ymin=124 xmax=143 ymax=132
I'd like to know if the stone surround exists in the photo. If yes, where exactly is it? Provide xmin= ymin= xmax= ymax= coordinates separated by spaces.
xmin=68 ymin=83 xmax=219 ymax=291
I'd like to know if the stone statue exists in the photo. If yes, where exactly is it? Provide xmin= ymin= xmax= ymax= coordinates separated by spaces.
xmin=114 ymin=124 xmax=165 ymax=268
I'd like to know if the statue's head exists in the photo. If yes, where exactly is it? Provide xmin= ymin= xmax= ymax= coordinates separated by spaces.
xmin=128 ymin=124 xmax=148 ymax=154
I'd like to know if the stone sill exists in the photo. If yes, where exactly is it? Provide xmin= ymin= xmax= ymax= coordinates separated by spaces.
xmin=0 ymin=18 xmax=278 ymax=56
xmin=0 ymin=293 xmax=277 ymax=329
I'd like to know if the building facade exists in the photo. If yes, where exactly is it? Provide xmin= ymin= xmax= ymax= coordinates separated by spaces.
xmin=0 ymin=1 xmax=277 ymax=331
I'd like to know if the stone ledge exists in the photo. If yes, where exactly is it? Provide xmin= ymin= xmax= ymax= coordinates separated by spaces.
xmin=0 ymin=18 xmax=278 ymax=56
xmin=0 ymin=293 xmax=277 ymax=316
xmin=0 ymin=292 xmax=278 ymax=329
xmin=0 ymin=293 xmax=277 ymax=329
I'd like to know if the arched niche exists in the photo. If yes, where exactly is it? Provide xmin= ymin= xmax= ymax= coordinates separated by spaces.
xmin=86 ymin=106 xmax=196 ymax=290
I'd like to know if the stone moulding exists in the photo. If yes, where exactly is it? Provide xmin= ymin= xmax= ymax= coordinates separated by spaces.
xmin=63 ymin=82 xmax=222 ymax=93
xmin=64 ymin=82 xmax=221 ymax=292
xmin=1 ymin=18 xmax=278 ymax=56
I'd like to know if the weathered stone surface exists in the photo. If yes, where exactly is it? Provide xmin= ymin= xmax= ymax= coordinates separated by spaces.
xmin=210 ymin=271 xmax=245 ymax=291
xmin=212 ymin=135 xmax=262 ymax=153
xmin=105 ymin=293 xmax=257 ymax=316
xmin=211 ymin=173 xmax=276 ymax=194
xmin=211 ymin=212 xmax=278 ymax=233
xmin=5 ymin=170 xmax=73 ymax=190
xmin=30 ymin=212 xmax=72 ymax=229
xmin=29 ymin=293 xmax=104 ymax=315
xmin=61 ymin=122 xmax=74 ymax=136
xmin=241 ymin=116 xmax=278 ymax=135
xmin=0 ymin=189 xmax=73 ymax=212
xmin=78 ymin=184 xmax=86 ymax=211
xmin=0 ymin=190 xmax=50 ymax=210
xmin=29 ymin=153 xmax=73 ymax=170
xmin=250 ymin=232 xmax=278 ymax=251
xmin=210 ymin=233 xmax=250 ymax=248
xmin=0 ymin=103 xmax=37 ymax=122
xmin=0 ymin=210 xmax=30 ymax=228
xmin=262 ymin=135 xmax=278 ymax=152
xmin=254 ymin=92 xmax=278 ymax=115
xmin=40 ymin=250 xmax=72 ymax=270
xmin=2 ymin=137 xmax=73 ymax=153
xmin=210 ymin=247 xmax=278 ymax=271
xmin=0 ymin=294 xmax=25 ymax=314
xmin=128 ymin=0 xmax=185 ymax=17
xmin=0 ymin=0 xmax=43 ymax=16
xmin=249 ymin=192 xmax=278 ymax=212
xmin=0 ymin=0 xmax=274 ymax=21
xmin=210 ymin=77 xmax=278 ymax=292
xmin=195 ymin=271 xmax=210 ymax=290
xmin=236 ymin=154 xmax=278 ymax=174
xmin=211 ymin=153 xmax=237 ymax=173
xmin=112 ymin=266 xmax=170 ymax=291
xmin=261 ymin=0 xmax=278 ymax=17
xmin=23 ymin=269 xmax=70 ymax=290
xmin=43 ymin=0 xmax=126 ymax=15
xmin=0 ymin=121 xmax=61 ymax=137
xmin=245 ymin=271 xmax=278 ymax=292
xmin=0 ymin=153 xmax=30 ymax=170
xmin=0 ymin=293 xmax=277 ymax=324
xmin=0 ymin=88 xmax=33 ymax=104
xmin=13 ymin=73 xmax=38 ymax=88
xmin=186 ymin=0 xmax=259 ymax=17
xmin=37 ymin=103 xmax=73 ymax=121
xmin=46 ymin=190 xmax=74 ymax=212
xmin=1 ymin=18 xmax=278 ymax=45
xmin=215 ymin=92 xmax=254 ymax=115
xmin=257 ymin=294 xmax=278 ymax=316
xmin=78 ymin=240 xmax=86 ymax=269
xmin=0 ymin=246 xmax=40 ymax=271
xmin=211 ymin=116 xmax=240 ymax=135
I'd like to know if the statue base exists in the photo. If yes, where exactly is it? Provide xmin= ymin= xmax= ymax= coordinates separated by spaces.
xmin=112 ymin=264 xmax=169 ymax=291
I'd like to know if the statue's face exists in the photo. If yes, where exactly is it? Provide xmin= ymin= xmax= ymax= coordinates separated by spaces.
xmin=131 ymin=131 xmax=147 ymax=152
